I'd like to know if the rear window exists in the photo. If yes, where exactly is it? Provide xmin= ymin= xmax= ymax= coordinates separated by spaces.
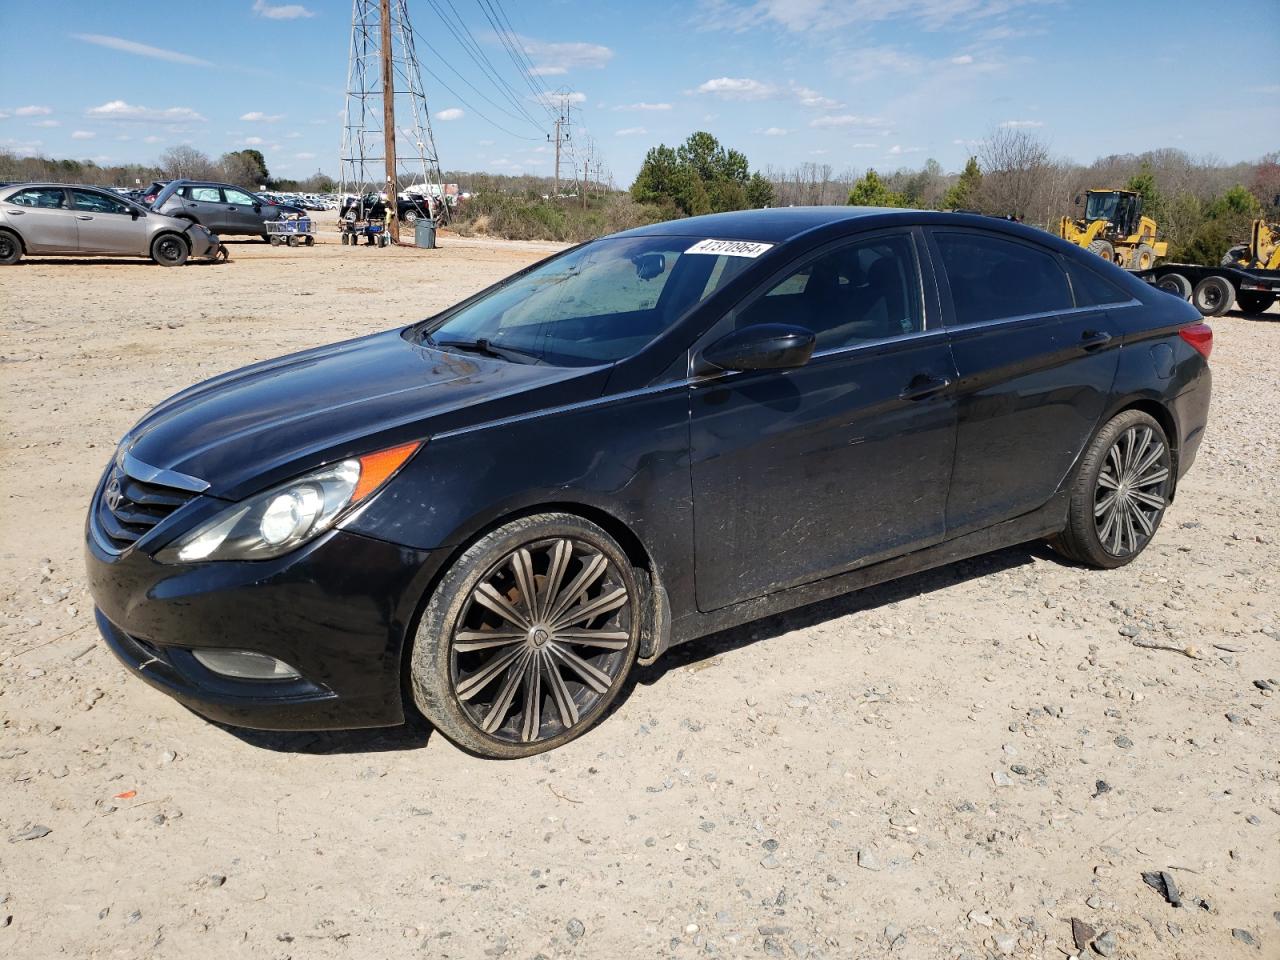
xmin=1065 ymin=259 xmax=1131 ymax=307
xmin=6 ymin=187 xmax=67 ymax=209
xmin=934 ymin=231 xmax=1073 ymax=325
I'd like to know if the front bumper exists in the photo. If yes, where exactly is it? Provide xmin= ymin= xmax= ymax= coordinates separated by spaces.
xmin=86 ymin=518 xmax=440 ymax=731
xmin=183 ymin=226 xmax=222 ymax=259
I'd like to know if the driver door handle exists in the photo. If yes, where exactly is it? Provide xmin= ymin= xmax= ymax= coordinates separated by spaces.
xmin=900 ymin=373 xmax=953 ymax=401
xmin=76 ymin=214 xmax=94 ymax=220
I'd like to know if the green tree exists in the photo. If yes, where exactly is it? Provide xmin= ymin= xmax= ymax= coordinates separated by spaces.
xmin=1125 ymin=162 xmax=1164 ymax=220
xmin=847 ymin=169 xmax=907 ymax=208
xmin=220 ymin=148 xmax=270 ymax=188
xmin=943 ymin=156 xmax=983 ymax=210
xmin=746 ymin=171 xmax=775 ymax=208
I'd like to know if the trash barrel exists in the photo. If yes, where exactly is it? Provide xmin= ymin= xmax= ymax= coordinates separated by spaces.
xmin=414 ymin=218 xmax=437 ymax=249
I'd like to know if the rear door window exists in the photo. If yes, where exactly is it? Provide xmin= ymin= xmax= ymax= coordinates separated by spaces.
xmin=185 ymin=186 xmax=223 ymax=203
xmin=933 ymin=231 xmax=1073 ymax=325
xmin=71 ymin=189 xmax=131 ymax=215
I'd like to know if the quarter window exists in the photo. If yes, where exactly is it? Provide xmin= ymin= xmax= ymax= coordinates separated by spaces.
xmin=224 ymin=188 xmax=258 ymax=206
xmin=71 ymin=189 xmax=131 ymax=215
xmin=935 ymin=231 xmax=1073 ymax=325
xmin=6 ymin=187 xmax=67 ymax=209
xmin=1065 ymin=259 xmax=1130 ymax=307
xmin=738 ymin=233 xmax=923 ymax=350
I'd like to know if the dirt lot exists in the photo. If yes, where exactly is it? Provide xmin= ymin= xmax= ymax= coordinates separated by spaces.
xmin=1 ymin=227 xmax=1277 ymax=960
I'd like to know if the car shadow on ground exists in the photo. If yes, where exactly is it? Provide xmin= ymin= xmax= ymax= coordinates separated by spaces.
xmin=10 ymin=257 xmax=229 ymax=267
xmin=219 ymin=540 xmax=1050 ymax=757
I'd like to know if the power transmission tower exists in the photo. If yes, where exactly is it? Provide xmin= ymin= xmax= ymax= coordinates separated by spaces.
xmin=547 ymin=90 xmax=571 ymax=197
xmin=341 ymin=0 xmax=445 ymax=242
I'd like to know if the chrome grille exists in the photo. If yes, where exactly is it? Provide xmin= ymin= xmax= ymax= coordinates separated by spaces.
xmin=95 ymin=464 xmax=197 ymax=552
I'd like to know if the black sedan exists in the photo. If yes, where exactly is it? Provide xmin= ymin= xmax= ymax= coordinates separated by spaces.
xmin=85 ymin=207 xmax=1212 ymax=758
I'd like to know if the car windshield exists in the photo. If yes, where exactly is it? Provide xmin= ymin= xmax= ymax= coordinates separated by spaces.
xmin=424 ymin=236 xmax=754 ymax=366
xmin=1085 ymin=192 xmax=1119 ymax=223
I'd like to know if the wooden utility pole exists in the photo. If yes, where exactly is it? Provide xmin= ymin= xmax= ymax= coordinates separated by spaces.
xmin=379 ymin=0 xmax=398 ymax=243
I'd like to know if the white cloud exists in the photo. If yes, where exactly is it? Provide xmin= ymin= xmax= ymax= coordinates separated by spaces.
xmin=519 ymin=37 xmax=613 ymax=74
xmin=115 ymin=134 xmax=132 ymax=141
xmin=32 ymin=119 xmax=60 ymax=128
xmin=761 ymin=127 xmax=787 ymax=136
xmin=952 ymin=137 xmax=982 ymax=147
xmin=851 ymin=142 xmax=879 ymax=148
xmin=87 ymin=100 xmax=207 ymax=123
xmin=240 ymin=111 xmax=284 ymax=122
xmin=886 ymin=144 xmax=922 ymax=155
xmin=999 ymin=119 xmax=1043 ymax=128
xmin=14 ymin=105 xmax=52 ymax=117
xmin=532 ymin=91 xmax=586 ymax=108
xmin=950 ymin=54 xmax=974 ymax=64
xmin=243 ymin=136 xmax=266 ymax=145
xmin=295 ymin=151 xmax=316 ymax=159
xmin=613 ymin=102 xmax=672 ymax=112
xmin=71 ymin=130 xmax=96 ymax=140
xmin=698 ymin=0 xmax=1043 ymax=32
xmin=809 ymin=114 xmax=887 ymax=129
xmin=72 ymin=33 xmax=211 ymax=66
xmin=695 ymin=77 xmax=775 ymax=100
xmin=252 ymin=0 xmax=315 ymax=20
xmin=144 ymin=135 xmax=164 ymax=144
xmin=791 ymin=83 xmax=841 ymax=109
xmin=435 ymin=107 xmax=465 ymax=121
xmin=0 ymin=111 xmax=8 ymax=120
xmin=2 ymin=137 xmax=43 ymax=156
xmin=615 ymin=126 xmax=647 ymax=136
xmin=478 ymin=139 xmax=494 ymax=147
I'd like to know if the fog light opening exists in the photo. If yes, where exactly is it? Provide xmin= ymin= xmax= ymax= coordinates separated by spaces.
xmin=191 ymin=649 xmax=301 ymax=681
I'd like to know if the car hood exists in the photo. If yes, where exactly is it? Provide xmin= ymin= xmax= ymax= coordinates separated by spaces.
xmin=124 ymin=329 xmax=602 ymax=499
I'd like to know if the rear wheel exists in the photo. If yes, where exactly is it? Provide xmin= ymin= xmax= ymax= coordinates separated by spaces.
xmin=1192 ymin=275 xmax=1234 ymax=316
xmin=1088 ymin=239 xmax=1115 ymax=262
xmin=150 ymin=233 xmax=188 ymax=267
xmin=0 ymin=228 xmax=22 ymax=265
xmin=1235 ymin=291 xmax=1275 ymax=315
xmin=410 ymin=513 xmax=641 ymax=758
xmin=1155 ymin=272 xmax=1192 ymax=299
xmin=1050 ymin=410 xmax=1172 ymax=569
xmin=1129 ymin=243 xmax=1156 ymax=271
xmin=402 ymin=208 xmax=419 ymax=225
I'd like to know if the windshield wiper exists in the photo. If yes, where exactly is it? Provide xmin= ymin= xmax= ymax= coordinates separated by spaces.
xmin=428 ymin=335 xmax=541 ymax=364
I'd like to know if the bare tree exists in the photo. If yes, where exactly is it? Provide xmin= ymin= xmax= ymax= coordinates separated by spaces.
xmin=978 ymin=128 xmax=1052 ymax=223
xmin=158 ymin=145 xmax=216 ymax=180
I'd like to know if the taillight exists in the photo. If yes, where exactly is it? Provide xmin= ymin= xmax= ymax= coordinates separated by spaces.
xmin=1179 ymin=322 xmax=1213 ymax=360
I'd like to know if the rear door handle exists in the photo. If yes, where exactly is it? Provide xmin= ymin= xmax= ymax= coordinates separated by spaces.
xmin=900 ymin=374 xmax=953 ymax=401
xmin=1080 ymin=330 xmax=1113 ymax=350
xmin=76 ymin=214 xmax=94 ymax=220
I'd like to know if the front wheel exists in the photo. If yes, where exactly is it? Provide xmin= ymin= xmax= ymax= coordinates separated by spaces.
xmin=410 ymin=513 xmax=641 ymax=758
xmin=1050 ymin=410 xmax=1172 ymax=569
xmin=150 ymin=233 xmax=188 ymax=267
xmin=1088 ymin=238 xmax=1115 ymax=262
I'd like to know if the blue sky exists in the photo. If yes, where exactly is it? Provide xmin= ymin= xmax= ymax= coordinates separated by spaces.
xmin=1 ymin=0 xmax=1277 ymax=185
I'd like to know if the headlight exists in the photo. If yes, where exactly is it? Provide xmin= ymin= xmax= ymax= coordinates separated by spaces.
xmin=155 ymin=441 xmax=420 ymax=563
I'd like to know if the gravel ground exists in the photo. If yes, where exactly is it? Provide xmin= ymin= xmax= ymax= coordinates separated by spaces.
xmin=1 ymin=230 xmax=1277 ymax=959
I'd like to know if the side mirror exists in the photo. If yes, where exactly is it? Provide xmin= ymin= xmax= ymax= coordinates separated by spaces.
xmin=699 ymin=323 xmax=816 ymax=374
xmin=253 ymin=203 xmax=262 ymax=212
xmin=632 ymin=252 xmax=666 ymax=281
xmin=131 ymin=208 xmax=141 ymax=220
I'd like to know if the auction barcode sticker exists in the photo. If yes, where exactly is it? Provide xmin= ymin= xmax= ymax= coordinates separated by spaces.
xmin=685 ymin=239 xmax=774 ymax=258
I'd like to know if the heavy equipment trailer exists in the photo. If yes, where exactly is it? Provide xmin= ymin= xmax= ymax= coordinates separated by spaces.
xmin=1140 ymin=261 xmax=1280 ymax=316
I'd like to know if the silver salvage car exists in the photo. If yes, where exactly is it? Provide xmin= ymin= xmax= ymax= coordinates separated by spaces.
xmin=0 ymin=183 xmax=224 ymax=266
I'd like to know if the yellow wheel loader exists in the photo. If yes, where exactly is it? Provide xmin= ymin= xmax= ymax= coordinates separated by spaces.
xmin=1222 ymin=219 xmax=1280 ymax=271
xmin=1058 ymin=189 xmax=1168 ymax=271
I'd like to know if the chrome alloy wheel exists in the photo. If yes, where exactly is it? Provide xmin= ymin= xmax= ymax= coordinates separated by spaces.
xmin=1093 ymin=424 xmax=1170 ymax=558
xmin=449 ymin=537 xmax=635 ymax=744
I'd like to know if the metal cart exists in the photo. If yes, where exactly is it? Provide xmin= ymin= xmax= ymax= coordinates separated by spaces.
xmin=266 ymin=216 xmax=316 ymax=247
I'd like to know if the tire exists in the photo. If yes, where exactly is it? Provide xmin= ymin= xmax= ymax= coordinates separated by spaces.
xmin=304 ymin=235 xmax=315 ymax=247
xmin=1235 ymin=291 xmax=1276 ymax=314
xmin=340 ymin=232 xmax=349 ymax=245
xmin=410 ymin=513 xmax=641 ymax=759
xmin=0 ymin=228 xmax=22 ymax=265
xmin=1155 ymin=272 xmax=1192 ymax=300
xmin=269 ymin=236 xmax=282 ymax=246
xmin=1192 ymin=275 xmax=1234 ymax=316
xmin=402 ymin=208 xmax=419 ymax=224
xmin=260 ymin=233 xmax=271 ymax=244
xmin=1050 ymin=410 xmax=1172 ymax=569
xmin=150 ymin=233 xmax=188 ymax=267
xmin=1129 ymin=243 xmax=1156 ymax=272
xmin=1221 ymin=244 xmax=1249 ymax=268
xmin=1088 ymin=238 xmax=1115 ymax=262
xmin=286 ymin=236 xmax=299 ymax=247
